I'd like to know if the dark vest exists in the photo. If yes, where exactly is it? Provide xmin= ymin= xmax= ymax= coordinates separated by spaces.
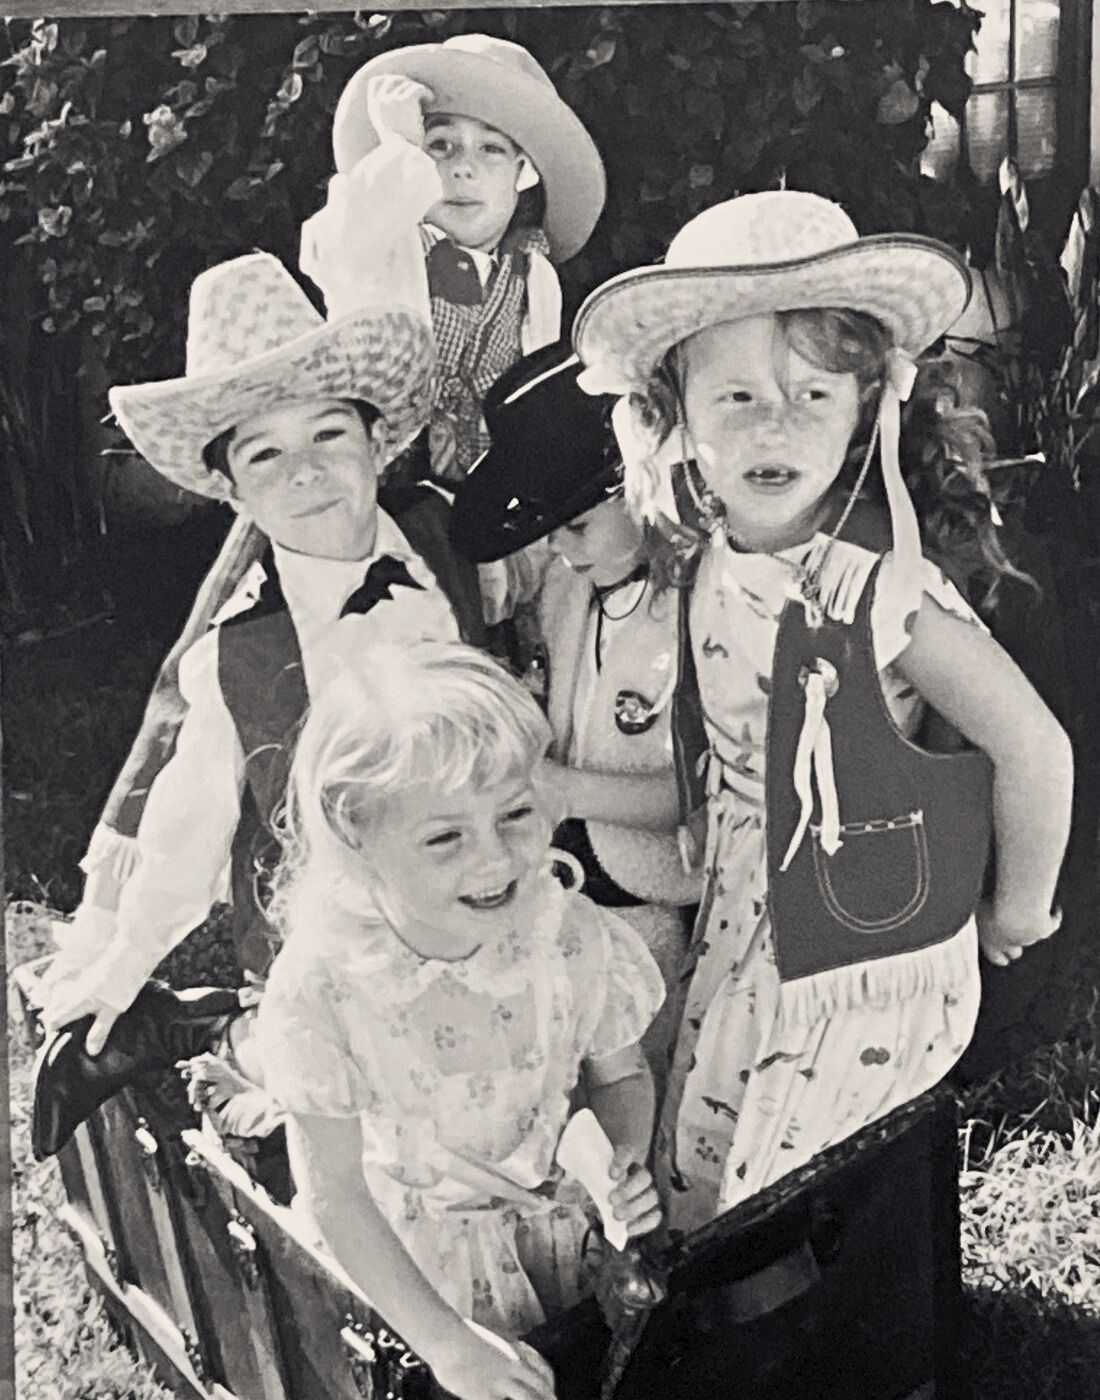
xmin=765 ymin=557 xmax=992 ymax=986
xmin=218 ymin=499 xmax=485 ymax=975
xmin=671 ymin=496 xmax=993 ymax=992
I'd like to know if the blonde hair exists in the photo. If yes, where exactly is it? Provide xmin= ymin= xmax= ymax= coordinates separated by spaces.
xmin=268 ymin=638 xmax=553 ymax=942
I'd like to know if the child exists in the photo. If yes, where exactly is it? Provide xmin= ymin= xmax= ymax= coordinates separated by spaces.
xmin=573 ymin=191 xmax=1073 ymax=1233
xmin=254 ymin=639 xmax=665 ymax=1398
xmin=450 ymin=342 xmax=701 ymax=1083
xmin=301 ymin=33 xmax=606 ymax=493
xmin=40 ymin=251 xmax=480 ymax=1068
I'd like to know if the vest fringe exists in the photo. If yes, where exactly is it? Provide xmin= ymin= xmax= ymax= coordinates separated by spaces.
xmin=79 ymin=823 xmax=141 ymax=886
xmin=777 ymin=919 xmax=977 ymax=1028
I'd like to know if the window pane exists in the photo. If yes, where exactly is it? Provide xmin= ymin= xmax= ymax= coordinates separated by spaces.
xmin=921 ymin=103 xmax=961 ymax=180
xmin=967 ymin=91 xmax=1010 ymax=183
xmin=1016 ymin=0 xmax=1060 ymax=80
xmin=1015 ymin=87 xmax=1058 ymax=175
xmin=967 ymin=0 xmax=1011 ymax=85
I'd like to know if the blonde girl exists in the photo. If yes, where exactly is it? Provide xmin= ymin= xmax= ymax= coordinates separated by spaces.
xmin=254 ymin=638 xmax=665 ymax=1400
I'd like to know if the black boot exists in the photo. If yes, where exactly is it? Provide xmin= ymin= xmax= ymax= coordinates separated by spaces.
xmin=32 ymin=981 xmax=243 ymax=1161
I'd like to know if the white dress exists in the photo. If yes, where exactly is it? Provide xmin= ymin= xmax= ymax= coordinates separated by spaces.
xmin=657 ymin=535 xmax=983 ymax=1235
xmin=255 ymin=872 xmax=664 ymax=1337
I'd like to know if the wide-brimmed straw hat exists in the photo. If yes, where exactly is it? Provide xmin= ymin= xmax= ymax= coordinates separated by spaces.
xmin=573 ymin=190 xmax=971 ymax=392
xmin=332 ymin=34 xmax=606 ymax=264
xmin=574 ymin=191 xmax=973 ymax=606
xmin=109 ymin=253 xmax=435 ymax=501
xmin=451 ymin=341 xmax=621 ymax=563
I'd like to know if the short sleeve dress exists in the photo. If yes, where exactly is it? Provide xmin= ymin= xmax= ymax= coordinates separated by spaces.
xmin=657 ymin=534 xmax=983 ymax=1235
xmin=255 ymin=871 xmax=664 ymax=1337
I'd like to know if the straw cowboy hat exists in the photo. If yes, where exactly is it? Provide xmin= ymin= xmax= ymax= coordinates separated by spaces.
xmin=332 ymin=34 xmax=606 ymax=264
xmin=109 ymin=253 xmax=435 ymax=501
xmin=573 ymin=190 xmax=972 ymax=393
xmin=451 ymin=340 xmax=622 ymax=563
xmin=574 ymin=191 xmax=973 ymax=599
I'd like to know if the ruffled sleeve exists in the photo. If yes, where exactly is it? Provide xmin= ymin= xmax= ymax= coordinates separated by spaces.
xmin=580 ymin=905 xmax=666 ymax=1062
xmin=254 ymin=946 xmax=371 ymax=1119
xmin=871 ymin=551 xmax=988 ymax=671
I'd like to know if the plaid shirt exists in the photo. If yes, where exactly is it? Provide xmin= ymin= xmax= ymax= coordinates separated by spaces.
xmin=384 ymin=224 xmax=551 ymax=490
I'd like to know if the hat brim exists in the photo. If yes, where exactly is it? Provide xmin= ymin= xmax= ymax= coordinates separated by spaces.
xmin=574 ymin=236 xmax=972 ymax=389
xmin=109 ymin=307 xmax=435 ymax=501
xmin=333 ymin=45 xmax=606 ymax=264
xmin=455 ymin=444 xmax=622 ymax=563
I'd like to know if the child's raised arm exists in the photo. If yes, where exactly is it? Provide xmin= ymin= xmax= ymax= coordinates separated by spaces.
xmin=893 ymin=596 xmax=1073 ymax=965
xmin=288 ymin=1112 xmax=557 ymax=1400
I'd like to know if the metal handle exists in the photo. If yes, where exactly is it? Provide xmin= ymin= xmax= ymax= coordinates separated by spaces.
xmin=134 ymin=1125 xmax=159 ymax=1157
xmin=226 ymin=1215 xmax=260 ymax=1288
xmin=133 ymin=1119 xmax=162 ymax=1192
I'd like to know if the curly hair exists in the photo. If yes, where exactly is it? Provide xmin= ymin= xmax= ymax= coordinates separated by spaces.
xmin=628 ymin=309 xmax=1028 ymax=609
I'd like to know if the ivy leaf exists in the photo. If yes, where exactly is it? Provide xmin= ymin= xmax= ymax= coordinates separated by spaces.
xmin=877 ymin=77 xmax=920 ymax=125
xmin=292 ymin=37 xmax=319 ymax=69
xmin=37 ymin=205 xmax=71 ymax=237
xmin=277 ymin=72 xmax=303 ymax=105
xmin=172 ymin=44 xmax=208 ymax=71
xmin=585 ymin=36 xmax=616 ymax=69
xmin=173 ymin=15 xmax=199 ymax=48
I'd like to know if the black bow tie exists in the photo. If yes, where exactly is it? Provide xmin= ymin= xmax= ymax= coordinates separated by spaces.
xmin=341 ymin=555 xmax=426 ymax=619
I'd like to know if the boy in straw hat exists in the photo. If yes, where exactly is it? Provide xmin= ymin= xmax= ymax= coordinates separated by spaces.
xmin=38 ymin=251 xmax=483 ymax=1092
xmin=573 ymin=189 xmax=1071 ymax=1228
xmin=301 ymin=32 xmax=605 ymax=493
xmin=300 ymin=33 xmax=606 ymax=634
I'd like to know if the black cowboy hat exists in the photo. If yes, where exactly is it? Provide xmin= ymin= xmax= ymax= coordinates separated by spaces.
xmin=450 ymin=340 xmax=623 ymax=564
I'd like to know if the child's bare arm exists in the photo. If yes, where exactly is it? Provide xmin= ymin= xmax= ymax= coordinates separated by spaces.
xmin=542 ymin=760 xmax=680 ymax=833
xmin=289 ymin=1113 xmax=556 ymax=1400
xmin=583 ymin=1046 xmax=661 ymax=1240
xmin=893 ymin=596 xmax=1073 ymax=960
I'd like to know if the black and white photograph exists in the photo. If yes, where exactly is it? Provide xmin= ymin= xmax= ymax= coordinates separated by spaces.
xmin=2 ymin=2 xmax=1098 ymax=1397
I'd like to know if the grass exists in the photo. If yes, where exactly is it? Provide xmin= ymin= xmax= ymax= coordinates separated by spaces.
xmin=4 ymin=605 xmax=1100 ymax=1398
xmin=7 ymin=905 xmax=173 ymax=1400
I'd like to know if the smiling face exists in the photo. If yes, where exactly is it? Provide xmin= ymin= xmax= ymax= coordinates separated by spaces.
xmin=223 ymin=398 xmax=381 ymax=560
xmin=546 ymin=497 xmax=645 ymax=587
xmin=679 ymin=314 xmax=865 ymax=552
xmin=362 ymin=769 xmax=550 ymax=956
xmin=422 ymin=113 xmax=528 ymax=251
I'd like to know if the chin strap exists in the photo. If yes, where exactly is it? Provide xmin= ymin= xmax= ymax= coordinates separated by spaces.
xmin=880 ymin=348 xmax=921 ymax=583
xmin=781 ymin=347 xmax=920 ymax=874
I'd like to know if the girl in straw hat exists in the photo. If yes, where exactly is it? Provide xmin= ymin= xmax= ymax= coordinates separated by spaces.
xmin=573 ymin=190 xmax=1073 ymax=1229
xmin=254 ymin=640 xmax=663 ymax=1396
xmin=38 ymin=252 xmax=481 ymax=1077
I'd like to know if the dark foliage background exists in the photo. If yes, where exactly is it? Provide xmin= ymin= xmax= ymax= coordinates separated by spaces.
xmin=0 ymin=1 xmax=983 ymax=616
xmin=1 ymin=4 xmax=982 ymax=382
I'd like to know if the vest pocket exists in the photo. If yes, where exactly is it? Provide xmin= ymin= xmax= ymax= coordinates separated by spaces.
xmin=810 ymin=811 xmax=930 ymax=933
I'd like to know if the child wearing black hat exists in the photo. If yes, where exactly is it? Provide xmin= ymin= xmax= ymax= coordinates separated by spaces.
xmin=451 ymin=343 xmax=700 ymax=1084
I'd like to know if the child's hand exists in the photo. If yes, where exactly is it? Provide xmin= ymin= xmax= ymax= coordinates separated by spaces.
xmin=607 ymin=1148 xmax=662 ymax=1242
xmin=430 ymin=1330 xmax=556 ymax=1400
xmin=42 ymin=981 xmax=121 ymax=1057
xmin=367 ymin=74 xmax=434 ymax=147
xmin=977 ymin=899 xmax=1062 ymax=967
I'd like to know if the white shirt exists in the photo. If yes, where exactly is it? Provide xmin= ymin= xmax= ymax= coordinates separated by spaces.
xmin=75 ymin=513 xmax=459 ymax=1011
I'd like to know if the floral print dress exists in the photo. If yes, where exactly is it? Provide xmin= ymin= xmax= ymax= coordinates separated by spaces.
xmin=657 ymin=535 xmax=983 ymax=1236
xmin=256 ymin=872 xmax=664 ymax=1337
